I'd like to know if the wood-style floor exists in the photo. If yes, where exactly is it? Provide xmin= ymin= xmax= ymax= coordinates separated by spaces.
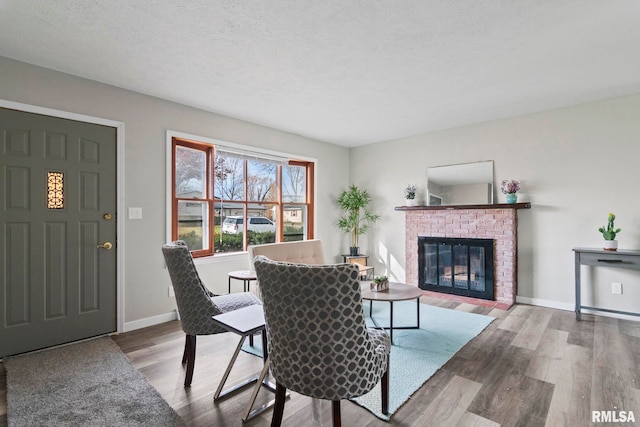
xmin=2 ymin=297 xmax=640 ymax=426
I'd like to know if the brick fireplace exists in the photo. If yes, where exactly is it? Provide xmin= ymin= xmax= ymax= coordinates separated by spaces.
xmin=397 ymin=203 xmax=530 ymax=309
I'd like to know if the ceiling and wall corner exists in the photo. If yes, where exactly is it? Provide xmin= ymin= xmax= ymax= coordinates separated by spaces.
xmin=1 ymin=1 xmax=640 ymax=147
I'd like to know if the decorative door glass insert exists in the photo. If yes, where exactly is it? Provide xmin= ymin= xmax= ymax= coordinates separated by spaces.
xmin=47 ymin=171 xmax=64 ymax=209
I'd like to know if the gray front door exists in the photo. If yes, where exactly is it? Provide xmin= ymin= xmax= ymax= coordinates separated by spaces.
xmin=0 ymin=108 xmax=117 ymax=357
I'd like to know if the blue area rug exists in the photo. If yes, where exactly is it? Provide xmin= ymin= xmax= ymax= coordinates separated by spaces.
xmin=242 ymin=301 xmax=494 ymax=421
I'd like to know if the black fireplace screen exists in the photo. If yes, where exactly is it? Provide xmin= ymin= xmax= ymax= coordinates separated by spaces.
xmin=418 ymin=237 xmax=494 ymax=300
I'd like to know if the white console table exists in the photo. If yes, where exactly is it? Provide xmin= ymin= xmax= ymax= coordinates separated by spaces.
xmin=573 ymin=247 xmax=640 ymax=320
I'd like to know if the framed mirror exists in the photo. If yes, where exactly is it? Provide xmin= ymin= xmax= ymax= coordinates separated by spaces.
xmin=427 ymin=160 xmax=494 ymax=205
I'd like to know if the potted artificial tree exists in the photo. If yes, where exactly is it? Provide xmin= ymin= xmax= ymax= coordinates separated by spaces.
xmin=336 ymin=185 xmax=380 ymax=256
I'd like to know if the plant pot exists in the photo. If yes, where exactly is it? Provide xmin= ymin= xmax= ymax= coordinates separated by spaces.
xmin=506 ymin=193 xmax=518 ymax=204
xmin=406 ymin=199 xmax=417 ymax=207
xmin=370 ymin=279 xmax=389 ymax=292
xmin=349 ymin=247 xmax=359 ymax=256
xmin=603 ymin=240 xmax=618 ymax=251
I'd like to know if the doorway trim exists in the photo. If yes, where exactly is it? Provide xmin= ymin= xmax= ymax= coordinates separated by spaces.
xmin=0 ymin=98 xmax=125 ymax=333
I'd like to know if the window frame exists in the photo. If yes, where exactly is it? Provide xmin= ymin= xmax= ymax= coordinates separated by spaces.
xmin=171 ymin=138 xmax=214 ymax=258
xmin=168 ymin=132 xmax=315 ymax=258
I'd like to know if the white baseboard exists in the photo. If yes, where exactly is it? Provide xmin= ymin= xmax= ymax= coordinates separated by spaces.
xmin=515 ymin=296 xmax=573 ymax=312
xmin=123 ymin=310 xmax=179 ymax=332
xmin=121 ymin=297 xmax=639 ymax=332
xmin=516 ymin=296 xmax=640 ymax=322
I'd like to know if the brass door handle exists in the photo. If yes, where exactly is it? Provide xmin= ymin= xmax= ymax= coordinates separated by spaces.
xmin=97 ymin=242 xmax=113 ymax=250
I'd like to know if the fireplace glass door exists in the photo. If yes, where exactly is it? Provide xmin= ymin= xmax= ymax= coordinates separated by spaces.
xmin=419 ymin=237 xmax=494 ymax=300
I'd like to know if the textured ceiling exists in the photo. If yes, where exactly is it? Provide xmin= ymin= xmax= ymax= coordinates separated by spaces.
xmin=1 ymin=1 xmax=640 ymax=147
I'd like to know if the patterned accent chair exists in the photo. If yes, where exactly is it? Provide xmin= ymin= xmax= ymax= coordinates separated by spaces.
xmin=161 ymin=241 xmax=261 ymax=386
xmin=253 ymin=256 xmax=390 ymax=427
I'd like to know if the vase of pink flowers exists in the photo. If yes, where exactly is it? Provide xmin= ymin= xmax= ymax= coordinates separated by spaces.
xmin=501 ymin=179 xmax=520 ymax=204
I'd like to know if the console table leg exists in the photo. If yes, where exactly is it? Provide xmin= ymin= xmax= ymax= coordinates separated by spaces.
xmin=575 ymin=252 xmax=582 ymax=321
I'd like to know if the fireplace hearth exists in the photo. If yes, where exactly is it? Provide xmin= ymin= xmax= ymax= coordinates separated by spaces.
xmin=419 ymin=237 xmax=494 ymax=300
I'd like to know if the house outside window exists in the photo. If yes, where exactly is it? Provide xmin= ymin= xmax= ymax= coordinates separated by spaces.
xmin=171 ymin=136 xmax=315 ymax=257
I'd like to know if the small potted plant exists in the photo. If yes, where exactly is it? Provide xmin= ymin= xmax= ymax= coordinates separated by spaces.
xmin=598 ymin=212 xmax=621 ymax=251
xmin=370 ymin=275 xmax=389 ymax=292
xmin=336 ymin=185 xmax=380 ymax=256
xmin=501 ymin=179 xmax=520 ymax=204
xmin=405 ymin=184 xmax=417 ymax=207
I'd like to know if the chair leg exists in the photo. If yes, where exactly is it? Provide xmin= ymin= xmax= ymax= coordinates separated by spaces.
xmin=181 ymin=335 xmax=189 ymax=364
xmin=381 ymin=368 xmax=389 ymax=415
xmin=271 ymin=383 xmax=287 ymax=427
xmin=184 ymin=335 xmax=196 ymax=387
xmin=332 ymin=400 xmax=341 ymax=427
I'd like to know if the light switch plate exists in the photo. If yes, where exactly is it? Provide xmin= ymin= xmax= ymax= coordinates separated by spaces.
xmin=612 ymin=282 xmax=623 ymax=295
xmin=128 ymin=207 xmax=143 ymax=220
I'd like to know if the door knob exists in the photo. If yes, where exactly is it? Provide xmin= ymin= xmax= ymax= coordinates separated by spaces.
xmin=97 ymin=242 xmax=113 ymax=250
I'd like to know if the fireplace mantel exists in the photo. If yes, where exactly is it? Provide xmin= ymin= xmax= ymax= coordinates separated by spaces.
xmin=399 ymin=202 xmax=530 ymax=309
xmin=395 ymin=202 xmax=531 ymax=211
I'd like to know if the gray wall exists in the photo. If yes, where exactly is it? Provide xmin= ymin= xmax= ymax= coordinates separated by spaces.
xmin=350 ymin=94 xmax=640 ymax=315
xmin=3 ymin=54 xmax=640 ymax=326
xmin=0 ymin=56 xmax=350 ymax=329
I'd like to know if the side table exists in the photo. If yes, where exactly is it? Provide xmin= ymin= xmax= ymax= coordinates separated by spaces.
xmin=228 ymin=270 xmax=257 ymax=294
xmin=342 ymin=254 xmax=374 ymax=280
xmin=211 ymin=304 xmax=282 ymax=422
xmin=573 ymin=247 xmax=640 ymax=320
xmin=360 ymin=282 xmax=423 ymax=344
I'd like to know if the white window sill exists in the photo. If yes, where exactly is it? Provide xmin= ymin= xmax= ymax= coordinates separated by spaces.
xmin=193 ymin=251 xmax=249 ymax=265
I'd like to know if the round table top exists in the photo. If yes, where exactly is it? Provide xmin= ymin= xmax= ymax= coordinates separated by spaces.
xmin=360 ymin=281 xmax=423 ymax=302
xmin=228 ymin=270 xmax=257 ymax=280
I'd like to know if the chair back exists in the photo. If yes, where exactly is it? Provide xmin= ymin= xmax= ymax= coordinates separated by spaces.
xmin=253 ymin=256 xmax=387 ymax=401
xmin=161 ymin=241 xmax=226 ymax=335
xmin=247 ymin=240 xmax=325 ymax=299
xmin=248 ymin=239 xmax=325 ymax=267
